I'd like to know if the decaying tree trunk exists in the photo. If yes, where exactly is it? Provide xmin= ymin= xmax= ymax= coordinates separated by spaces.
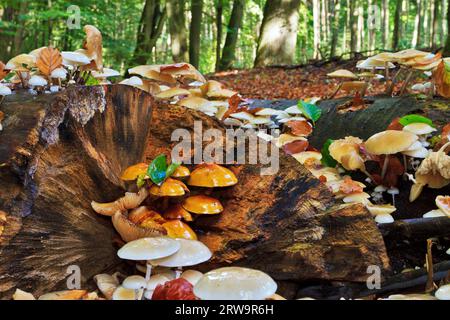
xmin=0 ymin=86 xmax=392 ymax=299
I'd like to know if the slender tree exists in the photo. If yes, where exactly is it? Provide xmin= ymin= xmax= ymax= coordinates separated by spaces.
xmin=215 ymin=0 xmax=223 ymax=71
xmin=218 ymin=0 xmax=245 ymax=70
xmin=349 ymin=0 xmax=358 ymax=55
xmin=444 ymin=0 xmax=450 ymax=55
xmin=412 ymin=0 xmax=423 ymax=48
xmin=313 ymin=0 xmax=321 ymax=59
xmin=254 ymin=0 xmax=302 ymax=67
xmin=431 ymin=0 xmax=439 ymax=49
xmin=167 ymin=0 xmax=189 ymax=62
xmin=382 ymin=0 xmax=390 ymax=48
xmin=392 ymin=0 xmax=403 ymax=50
xmin=330 ymin=0 xmax=341 ymax=57
xmin=132 ymin=0 xmax=167 ymax=65
xmin=189 ymin=0 xmax=203 ymax=68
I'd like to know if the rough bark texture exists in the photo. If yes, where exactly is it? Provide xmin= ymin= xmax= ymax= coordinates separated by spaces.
xmin=0 ymin=86 xmax=154 ymax=298
xmin=167 ymin=0 xmax=189 ymax=63
xmin=254 ymin=0 xmax=302 ymax=67
xmin=189 ymin=0 xmax=203 ymax=69
xmin=0 ymin=86 xmax=391 ymax=299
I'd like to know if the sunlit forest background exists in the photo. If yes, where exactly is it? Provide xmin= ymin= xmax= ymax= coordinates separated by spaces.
xmin=1 ymin=0 xmax=450 ymax=74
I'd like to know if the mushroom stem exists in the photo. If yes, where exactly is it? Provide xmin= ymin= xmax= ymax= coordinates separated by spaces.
xmin=386 ymin=68 xmax=403 ymax=95
xmin=175 ymin=267 xmax=183 ymax=279
xmin=362 ymin=169 xmax=375 ymax=184
xmin=400 ymin=68 xmax=414 ymax=96
xmin=144 ymin=262 xmax=153 ymax=282
xmin=391 ymin=194 xmax=396 ymax=207
xmin=381 ymin=156 xmax=389 ymax=180
xmin=403 ymin=154 xmax=408 ymax=179
xmin=329 ymin=82 xmax=343 ymax=99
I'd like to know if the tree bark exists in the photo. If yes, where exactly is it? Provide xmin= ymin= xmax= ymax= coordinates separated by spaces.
xmin=382 ymin=0 xmax=390 ymax=48
xmin=215 ymin=0 xmax=223 ymax=72
xmin=132 ymin=0 xmax=167 ymax=66
xmin=329 ymin=0 xmax=341 ymax=58
xmin=189 ymin=0 xmax=204 ymax=69
xmin=393 ymin=0 xmax=403 ymax=51
xmin=412 ymin=0 xmax=423 ymax=48
xmin=431 ymin=0 xmax=439 ymax=49
xmin=349 ymin=0 xmax=358 ymax=55
xmin=218 ymin=0 xmax=245 ymax=71
xmin=167 ymin=0 xmax=189 ymax=63
xmin=313 ymin=0 xmax=321 ymax=59
xmin=254 ymin=0 xmax=302 ymax=67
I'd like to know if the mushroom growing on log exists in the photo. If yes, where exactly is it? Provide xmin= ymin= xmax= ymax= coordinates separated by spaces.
xmin=0 ymin=85 xmax=447 ymax=299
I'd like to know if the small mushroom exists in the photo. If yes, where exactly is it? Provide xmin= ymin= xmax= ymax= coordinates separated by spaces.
xmin=120 ymin=76 xmax=144 ymax=87
xmin=94 ymin=274 xmax=119 ymax=300
xmin=156 ymin=87 xmax=191 ymax=100
xmin=365 ymin=130 xmax=418 ymax=180
xmin=163 ymin=204 xmax=193 ymax=222
xmin=149 ymin=178 xmax=189 ymax=197
xmin=423 ymin=209 xmax=446 ymax=218
xmin=327 ymin=69 xmax=359 ymax=98
xmin=435 ymin=284 xmax=450 ymax=300
xmin=117 ymin=237 xmax=181 ymax=281
xmin=112 ymin=210 xmax=166 ymax=243
xmin=171 ymin=165 xmax=191 ymax=180
xmin=162 ymin=220 xmax=198 ymax=240
xmin=187 ymin=163 xmax=237 ymax=188
xmin=92 ymin=68 xmax=120 ymax=80
xmin=120 ymin=163 xmax=149 ymax=181
xmin=436 ymin=195 xmax=450 ymax=217
xmin=374 ymin=213 xmax=395 ymax=224
xmin=50 ymin=67 xmax=68 ymax=87
xmin=122 ymin=275 xmax=147 ymax=300
xmin=91 ymin=188 xmax=148 ymax=216
xmin=38 ymin=290 xmax=87 ymax=300
xmin=144 ymin=274 xmax=170 ymax=300
xmin=182 ymin=195 xmax=224 ymax=215
xmin=193 ymin=267 xmax=277 ymax=300
xmin=149 ymin=238 xmax=212 ymax=278
xmin=28 ymin=75 xmax=48 ymax=91
xmin=12 ymin=289 xmax=36 ymax=300
xmin=181 ymin=270 xmax=203 ymax=286
xmin=112 ymin=286 xmax=143 ymax=300
xmin=128 ymin=65 xmax=177 ymax=84
xmin=366 ymin=204 xmax=397 ymax=217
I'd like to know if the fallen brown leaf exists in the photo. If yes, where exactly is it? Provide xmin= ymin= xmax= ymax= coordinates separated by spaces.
xmin=36 ymin=47 xmax=62 ymax=76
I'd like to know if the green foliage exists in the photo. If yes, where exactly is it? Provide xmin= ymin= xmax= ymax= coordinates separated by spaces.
xmin=321 ymin=139 xmax=337 ymax=168
xmin=147 ymin=154 xmax=180 ymax=185
xmin=297 ymin=100 xmax=322 ymax=125
xmin=399 ymin=114 xmax=434 ymax=127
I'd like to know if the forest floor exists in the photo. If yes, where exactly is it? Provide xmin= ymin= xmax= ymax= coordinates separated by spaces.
xmin=210 ymin=58 xmax=409 ymax=100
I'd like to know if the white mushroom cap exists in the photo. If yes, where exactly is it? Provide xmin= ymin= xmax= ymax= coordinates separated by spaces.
xmin=365 ymin=130 xmax=418 ymax=155
xmin=92 ymin=68 xmax=120 ymax=79
xmin=120 ymin=76 xmax=144 ymax=86
xmin=366 ymin=204 xmax=397 ymax=216
xmin=146 ymin=274 xmax=170 ymax=291
xmin=402 ymin=147 xmax=429 ymax=158
xmin=6 ymin=54 xmax=36 ymax=70
xmin=230 ymin=112 xmax=254 ymax=121
xmin=181 ymin=270 xmax=203 ymax=286
xmin=285 ymin=105 xmax=303 ymax=115
xmin=375 ymin=214 xmax=395 ymax=224
xmin=193 ymin=267 xmax=277 ymax=300
xmin=357 ymin=58 xmax=395 ymax=70
xmin=117 ymin=237 xmax=181 ymax=261
xmin=223 ymin=118 xmax=243 ymax=127
xmin=61 ymin=51 xmax=91 ymax=66
xmin=149 ymin=239 xmax=212 ymax=268
xmin=278 ymin=116 xmax=306 ymax=123
xmin=435 ymin=284 xmax=450 ymax=300
xmin=122 ymin=275 xmax=147 ymax=290
xmin=50 ymin=68 xmax=68 ymax=79
xmin=327 ymin=69 xmax=358 ymax=79
xmin=403 ymin=123 xmax=437 ymax=135
xmin=0 ymin=85 xmax=12 ymax=96
xmin=255 ymin=108 xmax=282 ymax=116
xmin=12 ymin=289 xmax=36 ymax=300
xmin=422 ymin=209 xmax=446 ymax=218
xmin=343 ymin=192 xmax=371 ymax=204
xmin=28 ymin=75 xmax=48 ymax=87
xmin=112 ymin=286 xmax=143 ymax=300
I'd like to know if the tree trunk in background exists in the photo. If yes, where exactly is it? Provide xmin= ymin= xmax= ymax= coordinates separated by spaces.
xmin=215 ymin=0 xmax=223 ymax=71
xmin=349 ymin=0 xmax=358 ymax=55
xmin=132 ymin=0 xmax=167 ymax=65
xmin=218 ymin=0 xmax=245 ymax=71
xmin=412 ymin=0 xmax=422 ymax=48
xmin=392 ymin=0 xmax=403 ymax=50
xmin=313 ymin=0 xmax=321 ymax=59
xmin=167 ymin=0 xmax=189 ymax=63
xmin=431 ymin=0 xmax=439 ymax=49
xmin=382 ymin=0 xmax=390 ymax=48
xmin=330 ymin=0 xmax=341 ymax=57
xmin=254 ymin=0 xmax=302 ymax=67
xmin=189 ymin=0 xmax=203 ymax=69
xmin=12 ymin=0 xmax=28 ymax=56
xmin=444 ymin=0 xmax=450 ymax=55
xmin=357 ymin=1 xmax=364 ymax=52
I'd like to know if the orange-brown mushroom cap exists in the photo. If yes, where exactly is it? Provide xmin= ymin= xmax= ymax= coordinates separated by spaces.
xmin=163 ymin=204 xmax=194 ymax=222
xmin=172 ymin=165 xmax=191 ymax=179
xmin=120 ymin=163 xmax=148 ymax=181
xmin=149 ymin=178 xmax=189 ymax=197
xmin=182 ymin=195 xmax=224 ymax=214
xmin=187 ymin=164 xmax=238 ymax=188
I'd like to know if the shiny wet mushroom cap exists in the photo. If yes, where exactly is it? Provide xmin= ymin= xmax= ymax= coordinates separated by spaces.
xmin=182 ymin=195 xmax=223 ymax=214
xmin=193 ymin=267 xmax=277 ymax=300
xmin=171 ymin=165 xmax=191 ymax=179
xmin=188 ymin=163 xmax=238 ymax=188
xmin=149 ymin=178 xmax=189 ymax=197
xmin=149 ymin=238 xmax=212 ymax=268
xmin=364 ymin=130 xmax=418 ymax=155
xmin=327 ymin=69 xmax=358 ymax=79
xmin=117 ymin=237 xmax=181 ymax=261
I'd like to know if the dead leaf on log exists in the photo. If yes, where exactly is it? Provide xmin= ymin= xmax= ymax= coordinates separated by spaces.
xmin=0 ymin=61 xmax=9 ymax=80
xmin=83 ymin=25 xmax=103 ymax=71
xmin=434 ymin=60 xmax=450 ymax=98
xmin=286 ymin=120 xmax=313 ymax=137
xmin=222 ymin=94 xmax=243 ymax=120
xmin=340 ymin=177 xmax=364 ymax=194
xmin=283 ymin=139 xmax=309 ymax=155
xmin=36 ymin=47 xmax=62 ymax=76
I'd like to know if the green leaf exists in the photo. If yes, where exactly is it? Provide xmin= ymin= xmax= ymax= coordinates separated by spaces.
xmin=399 ymin=114 xmax=434 ymax=127
xmin=136 ymin=174 xmax=146 ymax=188
xmin=321 ymin=139 xmax=338 ymax=168
xmin=84 ymin=75 xmax=101 ymax=86
xmin=297 ymin=100 xmax=322 ymax=124
xmin=166 ymin=162 xmax=181 ymax=179
xmin=147 ymin=154 xmax=168 ymax=185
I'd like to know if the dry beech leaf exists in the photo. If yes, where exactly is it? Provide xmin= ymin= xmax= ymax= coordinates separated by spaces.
xmin=222 ymin=94 xmax=243 ymax=120
xmin=339 ymin=177 xmax=364 ymax=195
xmin=83 ymin=25 xmax=103 ymax=71
xmin=283 ymin=139 xmax=309 ymax=155
xmin=434 ymin=60 xmax=450 ymax=98
xmin=36 ymin=47 xmax=63 ymax=76
xmin=286 ymin=120 xmax=313 ymax=137
xmin=0 ymin=61 xmax=9 ymax=80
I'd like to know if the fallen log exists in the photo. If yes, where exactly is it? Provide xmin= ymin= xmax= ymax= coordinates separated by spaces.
xmin=0 ymin=85 xmax=390 ymax=299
